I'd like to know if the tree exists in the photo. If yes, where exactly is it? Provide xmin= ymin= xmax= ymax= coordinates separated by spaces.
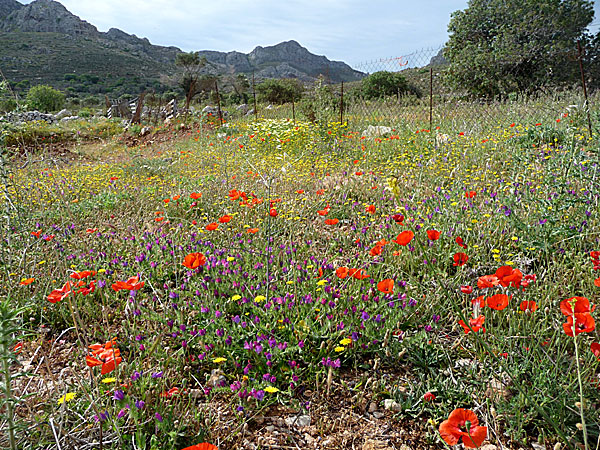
xmin=25 ymin=85 xmax=65 ymax=112
xmin=256 ymin=79 xmax=304 ymax=105
xmin=175 ymin=51 xmax=207 ymax=109
xmin=445 ymin=0 xmax=595 ymax=98
xmin=361 ymin=71 xmax=410 ymax=99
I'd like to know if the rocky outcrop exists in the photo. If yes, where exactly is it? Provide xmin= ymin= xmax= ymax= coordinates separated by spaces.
xmin=0 ymin=0 xmax=22 ymax=21
xmin=0 ymin=1 xmax=364 ymax=84
xmin=0 ymin=0 xmax=98 ymax=36
xmin=199 ymin=41 xmax=364 ymax=82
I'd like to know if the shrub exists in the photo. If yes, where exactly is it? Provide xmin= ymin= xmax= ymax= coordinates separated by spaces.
xmin=25 ymin=85 xmax=65 ymax=113
xmin=256 ymin=79 xmax=304 ymax=105
xmin=361 ymin=71 xmax=410 ymax=99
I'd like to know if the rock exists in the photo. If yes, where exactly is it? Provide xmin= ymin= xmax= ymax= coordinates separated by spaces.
xmin=362 ymin=125 xmax=392 ymax=138
xmin=236 ymin=104 xmax=249 ymax=114
xmin=284 ymin=415 xmax=311 ymax=428
xmin=60 ymin=115 xmax=80 ymax=123
xmin=265 ymin=425 xmax=275 ymax=432
xmin=202 ymin=105 xmax=218 ymax=115
xmin=480 ymin=445 xmax=498 ymax=450
xmin=265 ymin=104 xmax=274 ymax=110
xmin=383 ymin=399 xmax=402 ymax=412
xmin=140 ymin=126 xmax=152 ymax=136
xmin=362 ymin=439 xmax=391 ymax=450
xmin=368 ymin=402 xmax=378 ymax=412
xmin=245 ymin=108 xmax=255 ymax=116
xmin=372 ymin=411 xmax=385 ymax=419
xmin=55 ymin=109 xmax=72 ymax=120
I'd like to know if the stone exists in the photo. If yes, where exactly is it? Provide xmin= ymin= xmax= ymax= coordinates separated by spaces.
xmin=236 ymin=104 xmax=249 ymax=114
xmin=55 ymin=109 xmax=72 ymax=120
xmin=245 ymin=109 xmax=255 ymax=116
xmin=140 ymin=126 xmax=152 ymax=136
xmin=383 ymin=399 xmax=402 ymax=412
xmin=60 ymin=116 xmax=80 ymax=123
xmin=284 ymin=415 xmax=311 ymax=428
xmin=362 ymin=439 xmax=391 ymax=450
xmin=480 ymin=445 xmax=498 ymax=450
xmin=372 ymin=411 xmax=385 ymax=419
xmin=362 ymin=125 xmax=392 ymax=138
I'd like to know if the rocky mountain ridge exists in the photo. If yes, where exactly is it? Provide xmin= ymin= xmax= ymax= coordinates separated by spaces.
xmin=0 ymin=0 xmax=363 ymax=83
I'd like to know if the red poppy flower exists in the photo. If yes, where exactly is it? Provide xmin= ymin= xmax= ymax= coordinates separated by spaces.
xmin=269 ymin=208 xmax=278 ymax=217
xmin=183 ymin=253 xmax=206 ymax=270
xmin=365 ymin=205 xmax=376 ymax=214
xmin=325 ymin=218 xmax=339 ymax=225
xmin=458 ymin=315 xmax=486 ymax=334
xmin=112 ymin=275 xmax=144 ymax=292
xmin=161 ymin=387 xmax=180 ymax=398
xmin=77 ymin=280 xmax=96 ymax=296
xmin=392 ymin=214 xmax=404 ymax=224
xmin=477 ymin=275 xmax=499 ymax=289
xmin=520 ymin=274 xmax=537 ymax=288
xmin=31 ymin=229 xmax=42 ymax=237
xmin=486 ymin=294 xmax=509 ymax=311
xmin=181 ymin=444 xmax=218 ymax=450
xmin=591 ymin=342 xmax=600 ymax=360
xmin=423 ymin=392 xmax=436 ymax=402
xmin=317 ymin=208 xmax=330 ymax=216
xmin=455 ymin=236 xmax=467 ymax=248
xmin=460 ymin=285 xmax=473 ymax=294
xmin=219 ymin=215 xmax=232 ymax=223
xmin=595 ymin=278 xmax=600 ymax=287
xmin=86 ymin=228 xmax=98 ymax=233
xmin=426 ymin=229 xmax=440 ymax=241
xmin=377 ymin=279 xmax=394 ymax=294
xmin=86 ymin=338 xmax=122 ymax=375
xmin=369 ymin=244 xmax=383 ymax=257
xmin=439 ymin=408 xmax=487 ymax=448
xmin=206 ymin=222 xmax=219 ymax=231
xmin=336 ymin=267 xmax=349 ymax=279
xmin=394 ymin=230 xmax=414 ymax=246
xmin=190 ymin=192 xmax=202 ymax=200
xmin=70 ymin=270 xmax=97 ymax=280
xmin=20 ymin=278 xmax=35 ymax=286
xmin=47 ymin=282 xmax=72 ymax=303
xmin=350 ymin=268 xmax=369 ymax=280
xmin=563 ymin=313 xmax=595 ymax=336
xmin=495 ymin=266 xmax=522 ymax=288
xmin=465 ymin=191 xmax=477 ymax=198
xmin=247 ymin=228 xmax=258 ymax=234
xmin=591 ymin=251 xmax=600 ymax=260
xmin=560 ymin=297 xmax=594 ymax=316
xmin=519 ymin=301 xmax=538 ymax=312
xmin=453 ymin=252 xmax=468 ymax=266
xmin=228 ymin=190 xmax=241 ymax=201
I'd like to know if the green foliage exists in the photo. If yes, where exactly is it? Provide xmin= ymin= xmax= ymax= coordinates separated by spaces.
xmin=256 ymin=78 xmax=304 ymax=105
xmin=175 ymin=51 xmax=207 ymax=108
xmin=445 ymin=0 xmax=595 ymax=98
xmin=299 ymin=75 xmax=340 ymax=125
xmin=361 ymin=71 xmax=410 ymax=99
xmin=25 ymin=85 xmax=65 ymax=113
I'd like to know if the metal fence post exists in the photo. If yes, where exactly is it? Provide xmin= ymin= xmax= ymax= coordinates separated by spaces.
xmin=252 ymin=71 xmax=258 ymax=120
xmin=215 ymin=81 xmax=223 ymax=126
xmin=577 ymin=40 xmax=593 ymax=139
xmin=429 ymin=67 xmax=433 ymax=132
xmin=340 ymin=81 xmax=344 ymax=125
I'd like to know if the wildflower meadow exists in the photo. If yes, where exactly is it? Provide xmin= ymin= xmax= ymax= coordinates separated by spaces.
xmin=1 ymin=107 xmax=600 ymax=449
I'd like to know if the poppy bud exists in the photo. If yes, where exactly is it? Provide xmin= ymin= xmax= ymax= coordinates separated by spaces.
xmin=269 ymin=209 xmax=278 ymax=217
xmin=460 ymin=285 xmax=473 ymax=294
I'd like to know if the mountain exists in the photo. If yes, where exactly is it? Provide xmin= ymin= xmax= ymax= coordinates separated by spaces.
xmin=0 ymin=0 xmax=363 ymax=98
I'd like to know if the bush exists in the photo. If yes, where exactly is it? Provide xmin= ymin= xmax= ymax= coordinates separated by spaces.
xmin=256 ymin=79 xmax=304 ymax=105
xmin=361 ymin=71 xmax=410 ymax=99
xmin=25 ymin=85 xmax=65 ymax=113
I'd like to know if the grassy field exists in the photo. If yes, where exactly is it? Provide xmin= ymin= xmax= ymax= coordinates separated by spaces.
xmin=1 ymin=99 xmax=600 ymax=450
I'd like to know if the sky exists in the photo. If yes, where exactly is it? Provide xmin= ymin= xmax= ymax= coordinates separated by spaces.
xmin=20 ymin=0 xmax=600 ymax=69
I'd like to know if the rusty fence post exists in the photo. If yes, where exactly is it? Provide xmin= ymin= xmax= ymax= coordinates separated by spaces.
xmin=429 ymin=67 xmax=433 ymax=132
xmin=215 ymin=81 xmax=223 ymax=126
xmin=252 ymin=71 xmax=258 ymax=120
xmin=577 ymin=40 xmax=593 ymax=139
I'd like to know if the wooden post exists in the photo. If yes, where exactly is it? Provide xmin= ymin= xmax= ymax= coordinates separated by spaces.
xmin=429 ymin=67 xmax=433 ymax=132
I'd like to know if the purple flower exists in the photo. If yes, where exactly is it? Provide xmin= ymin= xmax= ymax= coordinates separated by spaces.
xmin=155 ymin=412 xmax=163 ymax=422
xmin=131 ymin=371 xmax=142 ymax=382
xmin=135 ymin=400 xmax=145 ymax=409
xmin=151 ymin=371 xmax=163 ymax=379
xmin=113 ymin=390 xmax=125 ymax=401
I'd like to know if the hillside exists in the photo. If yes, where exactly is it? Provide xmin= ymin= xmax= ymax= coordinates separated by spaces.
xmin=0 ymin=0 xmax=363 ymax=98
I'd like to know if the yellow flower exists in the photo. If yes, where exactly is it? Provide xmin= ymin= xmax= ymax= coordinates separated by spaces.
xmin=58 ymin=392 xmax=76 ymax=404
xmin=264 ymin=386 xmax=279 ymax=393
xmin=231 ymin=294 xmax=241 ymax=301
xmin=101 ymin=377 xmax=116 ymax=384
xmin=212 ymin=357 xmax=226 ymax=364
xmin=254 ymin=295 xmax=266 ymax=303
xmin=340 ymin=338 xmax=352 ymax=346
xmin=316 ymin=279 xmax=327 ymax=286
xmin=227 ymin=257 xmax=235 ymax=262
xmin=334 ymin=346 xmax=345 ymax=352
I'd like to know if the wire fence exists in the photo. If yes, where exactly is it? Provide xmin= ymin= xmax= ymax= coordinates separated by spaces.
xmin=247 ymin=43 xmax=598 ymax=136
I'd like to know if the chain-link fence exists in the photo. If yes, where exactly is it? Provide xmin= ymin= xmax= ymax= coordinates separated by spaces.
xmin=240 ymin=43 xmax=598 ymax=136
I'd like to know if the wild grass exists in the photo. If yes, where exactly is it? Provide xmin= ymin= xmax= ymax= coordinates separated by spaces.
xmin=0 ymin=95 xmax=599 ymax=450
